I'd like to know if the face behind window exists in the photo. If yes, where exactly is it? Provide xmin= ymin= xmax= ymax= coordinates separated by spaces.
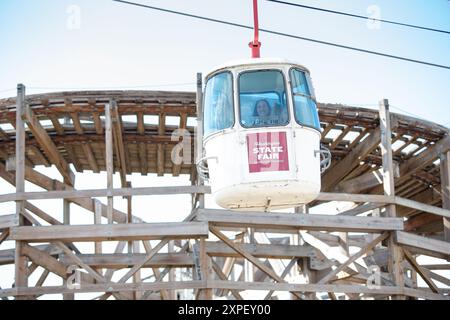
xmin=239 ymin=70 xmax=289 ymax=129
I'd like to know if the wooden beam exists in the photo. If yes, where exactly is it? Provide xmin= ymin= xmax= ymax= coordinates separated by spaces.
xmin=211 ymin=259 xmax=243 ymax=300
xmin=402 ymin=248 xmax=440 ymax=294
xmin=0 ymin=214 xmax=18 ymax=230
xmin=92 ymin=111 xmax=103 ymax=135
xmin=59 ymin=253 xmax=193 ymax=268
xmin=0 ymin=185 xmax=210 ymax=202
xmin=47 ymin=113 xmax=82 ymax=172
xmin=322 ymin=127 xmax=381 ymax=191
xmin=0 ymin=127 xmax=11 ymax=141
xmin=1 ymin=281 xmax=206 ymax=298
xmin=47 ymin=114 xmax=64 ymax=135
xmin=264 ymin=259 xmax=297 ymax=300
xmin=0 ymin=245 xmax=62 ymax=265
xmin=379 ymin=99 xmax=404 ymax=295
xmin=404 ymin=213 xmax=442 ymax=232
xmin=197 ymin=209 xmax=403 ymax=233
xmin=209 ymin=226 xmax=303 ymax=299
xmin=137 ymin=112 xmax=148 ymax=175
xmin=330 ymin=126 xmax=352 ymax=149
xmin=396 ymin=188 xmax=440 ymax=217
xmin=141 ymin=240 xmax=170 ymax=300
xmin=94 ymin=200 xmax=103 ymax=257
xmin=316 ymin=192 xmax=391 ymax=203
xmin=157 ymin=113 xmax=166 ymax=176
xmin=317 ymin=232 xmax=389 ymax=284
xmin=15 ymin=84 xmax=28 ymax=296
xmin=27 ymin=146 xmax=50 ymax=167
xmin=22 ymin=244 xmax=67 ymax=278
xmin=395 ymin=231 xmax=450 ymax=259
xmin=395 ymin=196 xmax=450 ymax=218
xmin=111 ymin=100 xmax=128 ymax=185
xmin=157 ymin=144 xmax=165 ymax=176
xmin=25 ymin=202 xmax=62 ymax=226
xmin=337 ymin=163 xmax=399 ymax=194
xmin=0 ymin=163 xmax=139 ymax=224
xmin=0 ymin=230 xmax=9 ymax=246
xmin=206 ymin=281 xmax=449 ymax=300
xmin=105 ymin=102 xmax=114 ymax=223
xmin=22 ymin=105 xmax=75 ymax=185
xmin=205 ymin=241 xmax=315 ymax=259
xmin=400 ymin=136 xmax=450 ymax=183
xmin=10 ymin=222 xmax=209 ymax=242
xmin=337 ymin=203 xmax=384 ymax=216
xmin=71 ymin=112 xmax=99 ymax=173
xmin=440 ymin=150 xmax=450 ymax=242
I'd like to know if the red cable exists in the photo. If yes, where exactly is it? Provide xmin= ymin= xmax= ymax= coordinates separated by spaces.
xmin=249 ymin=0 xmax=261 ymax=58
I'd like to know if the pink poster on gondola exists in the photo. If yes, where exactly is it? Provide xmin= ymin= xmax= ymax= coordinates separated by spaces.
xmin=247 ymin=132 xmax=289 ymax=173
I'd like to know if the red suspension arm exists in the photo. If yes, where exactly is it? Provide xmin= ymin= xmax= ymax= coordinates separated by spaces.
xmin=249 ymin=0 xmax=261 ymax=58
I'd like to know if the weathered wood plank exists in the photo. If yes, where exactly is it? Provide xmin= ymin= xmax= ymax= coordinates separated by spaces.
xmin=0 ymin=214 xmax=18 ymax=230
xmin=209 ymin=226 xmax=303 ymax=299
xmin=111 ymin=100 xmax=128 ymax=185
xmin=395 ymin=197 xmax=450 ymax=218
xmin=0 ymin=281 xmax=206 ymax=298
xmin=206 ymin=281 xmax=449 ymax=300
xmin=0 ymin=245 xmax=62 ymax=265
xmin=22 ymin=244 xmax=67 ymax=278
xmin=316 ymin=192 xmax=391 ymax=203
xmin=395 ymin=231 xmax=450 ymax=259
xmin=337 ymin=163 xmax=399 ymax=194
xmin=10 ymin=222 xmax=209 ymax=242
xmin=402 ymin=248 xmax=440 ymax=294
xmin=0 ymin=185 xmax=210 ymax=202
xmin=22 ymin=105 xmax=75 ymax=185
xmin=206 ymin=241 xmax=315 ymax=259
xmin=59 ymin=253 xmax=193 ymax=268
xmin=322 ymin=127 xmax=381 ymax=191
xmin=197 ymin=209 xmax=403 ymax=232
xmin=440 ymin=150 xmax=450 ymax=242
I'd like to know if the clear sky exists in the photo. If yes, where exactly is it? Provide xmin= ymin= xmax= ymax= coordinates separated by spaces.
xmin=0 ymin=0 xmax=449 ymax=298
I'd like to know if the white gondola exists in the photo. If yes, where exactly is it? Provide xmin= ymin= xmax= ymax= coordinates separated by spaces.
xmin=197 ymin=58 xmax=331 ymax=211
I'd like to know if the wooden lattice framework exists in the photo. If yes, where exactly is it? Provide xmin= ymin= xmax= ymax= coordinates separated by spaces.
xmin=0 ymin=84 xmax=448 ymax=300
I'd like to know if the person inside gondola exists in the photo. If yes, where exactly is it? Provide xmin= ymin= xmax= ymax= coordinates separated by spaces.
xmin=253 ymin=99 xmax=280 ymax=126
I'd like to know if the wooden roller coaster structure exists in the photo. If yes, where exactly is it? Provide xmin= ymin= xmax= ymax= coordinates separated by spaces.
xmin=0 ymin=82 xmax=448 ymax=300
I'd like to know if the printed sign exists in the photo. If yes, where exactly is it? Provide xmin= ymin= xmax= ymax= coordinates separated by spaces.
xmin=247 ymin=131 xmax=289 ymax=173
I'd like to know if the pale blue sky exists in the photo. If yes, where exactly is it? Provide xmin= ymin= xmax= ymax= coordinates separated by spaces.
xmin=0 ymin=0 xmax=449 ymax=126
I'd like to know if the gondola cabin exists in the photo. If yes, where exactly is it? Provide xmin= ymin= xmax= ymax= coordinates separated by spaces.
xmin=197 ymin=58 xmax=330 ymax=211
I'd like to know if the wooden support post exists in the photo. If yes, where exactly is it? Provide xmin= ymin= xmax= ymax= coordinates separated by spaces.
xmin=440 ymin=150 xmax=450 ymax=242
xmin=168 ymin=240 xmax=176 ymax=300
xmin=196 ymin=73 xmax=205 ymax=209
xmin=14 ymin=84 xmax=28 ymax=299
xmin=105 ymin=101 xmax=114 ymax=224
xmin=156 ymin=113 xmax=166 ymax=177
xmin=136 ymin=112 xmax=148 ymax=175
xmin=111 ymin=100 xmax=128 ymax=186
xmin=63 ymin=178 xmax=74 ymax=300
xmin=198 ymin=238 xmax=212 ymax=300
xmin=379 ymin=99 xmax=405 ymax=298
xmin=94 ymin=200 xmax=103 ymax=258
xmin=132 ymin=241 xmax=142 ymax=300
xmin=295 ymin=205 xmax=315 ymax=299
xmin=244 ymin=228 xmax=254 ymax=282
